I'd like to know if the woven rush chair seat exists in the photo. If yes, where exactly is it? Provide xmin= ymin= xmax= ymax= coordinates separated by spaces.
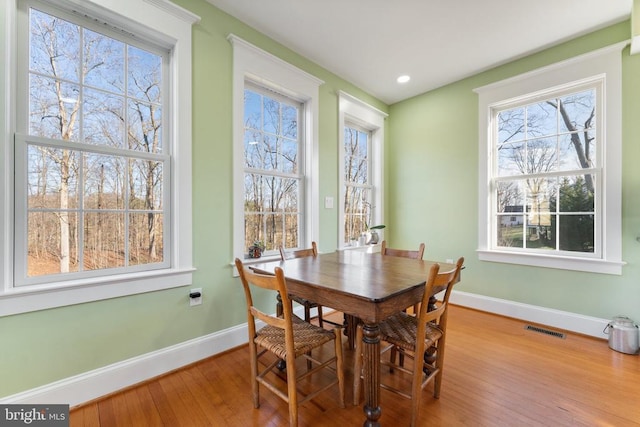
xmin=378 ymin=311 xmax=443 ymax=353
xmin=255 ymin=315 xmax=338 ymax=360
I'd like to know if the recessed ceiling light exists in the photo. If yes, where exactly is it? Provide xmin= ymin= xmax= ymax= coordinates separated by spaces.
xmin=397 ymin=75 xmax=410 ymax=84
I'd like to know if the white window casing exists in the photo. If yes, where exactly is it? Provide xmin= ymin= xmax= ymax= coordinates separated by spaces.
xmin=0 ymin=0 xmax=199 ymax=316
xmin=474 ymin=41 xmax=627 ymax=275
xmin=337 ymin=91 xmax=387 ymax=249
xmin=229 ymin=34 xmax=323 ymax=266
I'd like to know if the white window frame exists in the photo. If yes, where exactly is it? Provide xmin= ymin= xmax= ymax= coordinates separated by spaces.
xmin=0 ymin=0 xmax=199 ymax=316
xmin=229 ymin=34 xmax=322 ymax=264
xmin=474 ymin=42 xmax=626 ymax=275
xmin=337 ymin=91 xmax=387 ymax=249
xmin=242 ymin=81 xmax=305 ymax=257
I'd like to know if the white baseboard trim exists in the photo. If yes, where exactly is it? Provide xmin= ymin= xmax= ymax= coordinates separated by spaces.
xmin=0 ymin=322 xmax=249 ymax=406
xmin=0 ymin=305 xmax=313 ymax=407
xmin=449 ymin=290 xmax=609 ymax=340
xmin=1 ymin=296 xmax=607 ymax=406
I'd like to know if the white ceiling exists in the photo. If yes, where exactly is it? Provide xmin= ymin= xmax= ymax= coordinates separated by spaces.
xmin=206 ymin=0 xmax=632 ymax=105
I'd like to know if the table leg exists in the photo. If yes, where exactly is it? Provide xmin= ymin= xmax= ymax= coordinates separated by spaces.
xmin=344 ymin=314 xmax=359 ymax=349
xmin=361 ymin=322 xmax=382 ymax=427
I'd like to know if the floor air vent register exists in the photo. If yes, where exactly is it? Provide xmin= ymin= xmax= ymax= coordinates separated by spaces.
xmin=524 ymin=325 xmax=566 ymax=339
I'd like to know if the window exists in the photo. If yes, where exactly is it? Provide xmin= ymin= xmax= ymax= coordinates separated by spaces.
xmin=1 ymin=0 xmax=198 ymax=315
xmin=343 ymin=124 xmax=372 ymax=244
xmin=17 ymin=4 xmax=169 ymax=284
xmin=475 ymin=42 xmax=625 ymax=274
xmin=338 ymin=92 xmax=387 ymax=248
xmin=243 ymin=84 xmax=304 ymax=256
xmin=230 ymin=35 xmax=322 ymax=262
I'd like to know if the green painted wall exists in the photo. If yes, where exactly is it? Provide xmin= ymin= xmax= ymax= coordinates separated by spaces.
xmin=0 ymin=0 xmax=386 ymax=398
xmin=388 ymin=21 xmax=640 ymax=321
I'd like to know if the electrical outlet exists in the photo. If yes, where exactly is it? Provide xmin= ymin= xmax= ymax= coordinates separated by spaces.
xmin=446 ymin=259 xmax=453 ymax=264
xmin=189 ymin=288 xmax=202 ymax=306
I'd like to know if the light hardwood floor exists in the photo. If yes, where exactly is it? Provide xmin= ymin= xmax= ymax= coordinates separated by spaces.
xmin=70 ymin=306 xmax=640 ymax=426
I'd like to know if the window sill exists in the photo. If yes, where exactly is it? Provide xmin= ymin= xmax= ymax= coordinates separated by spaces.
xmin=338 ymin=243 xmax=381 ymax=253
xmin=477 ymin=249 xmax=624 ymax=275
xmin=0 ymin=267 xmax=195 ymax=317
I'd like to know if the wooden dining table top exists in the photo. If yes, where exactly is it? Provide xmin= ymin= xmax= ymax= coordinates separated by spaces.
xmin=250 ymin=250 xmax=457 ymax=324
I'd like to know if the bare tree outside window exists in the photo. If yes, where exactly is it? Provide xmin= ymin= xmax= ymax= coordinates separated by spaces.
xmin=243 ymin=87 xmax=301 ymax=256
xmin=24 ymin=7 xmax=165 ymax=278
xmin=495 ymin=89 xmax=596 ymax=253
xmin=343 ymin=126 xmax=371 ymax=244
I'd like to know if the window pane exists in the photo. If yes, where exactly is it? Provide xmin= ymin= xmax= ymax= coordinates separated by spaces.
xmin=129 ymin=159 xmax=163 ymax=210
xmin=244 ymin=173 xmax=300 ymax=255
xmin=496 ymin=181 xmax=523 ymax=213
xmin=525 ymin=178 xmax=556 ymax=214
xmin=264 ymin=213 xmax=282 ymax=251
xmin=558 ymin=90 xmax=596 ymax=133
xmin=497 ymin=107 xmax=525 ymax=144
xmin=282 ymin=104 xmax=298 ymax=138
xmin=344 ymin=186 xmax=370 ymax=243
xmin=283 ymin=213 xmax=299 ymax=249
xmin=84 ymin=153 xmax=125 ymax=210
xmin=344 ymin=126 xmax=369 ymax=184
xmin=127 ymin=100 xmax=162 ymax=152
xmin=127 ymin=46 xmax=162 ymax=102
xmin=129 ymin=213 xmax=164 ymax=265
xmin=84 ymin=29 xmax=124 ymax=93
xmin=526 ymin=214 xmax=555 ymax=250
xmin=28 ymin=146 xmax=79 ymax=209
xmin=29 ymin=8 xmax=80 ymax=82
xmin=29 ymin=75 xmax=80 ymax=141
xmin=282 ymin=138 xmax=298 ymax=173
xmin=527 ymin=138 xmax=557 ymax=174
xmin=261 ymin=135 xmax=278 ymax=170
xmin=559 ymin=133 xmax=596 ymax=171
xmin=263 ymin=97 xmax=280 ymax=135
xmin=558 ymin=214 xmax=594 ymax=252
xmin=558 ymin=175 xmax=594 ymax=213
xmin=27 ymin=212 xmax=79 ymax=276
xmin=84 ymin=88 xmax=125 ymax=146
xmin=84 ymin=212 xmax=125 ymax=269
xmin=526 ymin=101 xmax=557 ymax=138
xmin=244 ymin=213 xmax=263 ymax=254
xmin=244 ymin=90 xmax=262 ymax=130
xmin=496 ymin=216 xmax=523 ymax=248
xmin=497 ymin=141 xmax=525 ymax=176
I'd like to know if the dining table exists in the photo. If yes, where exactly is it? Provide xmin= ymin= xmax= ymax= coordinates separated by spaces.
xmin=250 ymin=249 xmax=459 ymax=427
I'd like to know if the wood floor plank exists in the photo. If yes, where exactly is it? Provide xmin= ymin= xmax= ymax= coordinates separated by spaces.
xmin=70 ymin=305 xmax=640 ymax=426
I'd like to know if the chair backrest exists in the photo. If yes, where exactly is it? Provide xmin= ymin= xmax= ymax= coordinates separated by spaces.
xmin=279 ymin=241 xmax=318 ymax=261
xmin=418 ymin=257 xmax=464 ymax=326
xmin=234 ymin=258 xmax=295 ymax=341
xmin=380 ymin=240 xmax=425 ymax=260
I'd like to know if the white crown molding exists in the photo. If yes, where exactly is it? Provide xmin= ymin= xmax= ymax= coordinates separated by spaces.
xmin=143 ymin=0 xmax=200 ymax=24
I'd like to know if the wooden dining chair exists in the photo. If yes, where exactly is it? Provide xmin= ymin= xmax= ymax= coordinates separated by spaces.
xmin=353 ymin=257 xmax=464 ymax=427
xmin=278 ymin=242 xmax=329 ymax=327
xmin=235 ymin=258 xmax=345 ymax=427
xmin=380 ymin=240 xmax=426 ymax=260
xmin=380 ymin=240 xmax=426 ymax=314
